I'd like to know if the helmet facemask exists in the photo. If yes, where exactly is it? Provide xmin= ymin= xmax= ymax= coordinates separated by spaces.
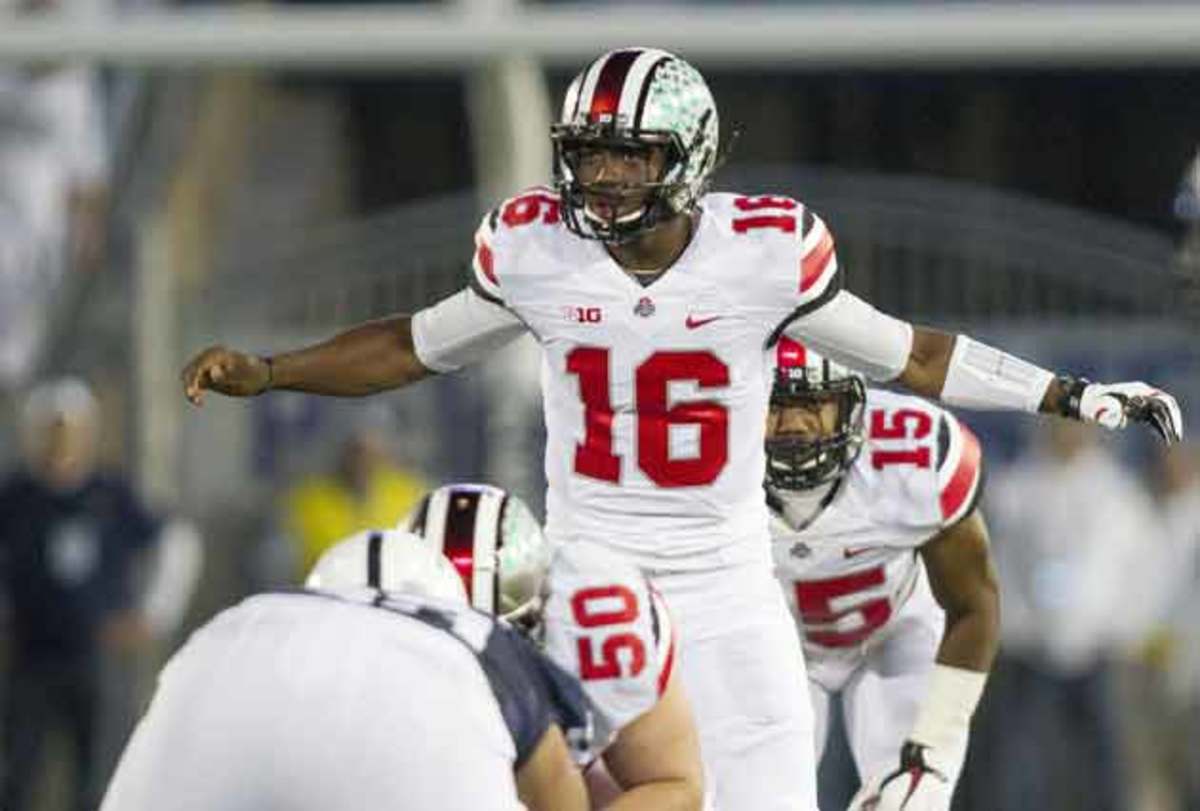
xmin=766 ymin=366 xmax=866 ymax=492
xmin=551 ymin=113 xmax=713 ymax=244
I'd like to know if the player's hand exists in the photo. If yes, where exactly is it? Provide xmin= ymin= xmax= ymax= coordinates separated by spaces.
xmin=847 ymin=743 xmax=952 ymax=811
xmin=181 ymin=345 xmax=271 ymax=406
xmin=1079 ymin=382 xmax=1182 ymax=444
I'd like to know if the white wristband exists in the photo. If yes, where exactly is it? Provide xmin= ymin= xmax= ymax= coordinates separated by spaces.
xmin=910 ymin=664 xmax=987 ymax=753
xmin=940 ymin=334 xmax=1055 ymax=414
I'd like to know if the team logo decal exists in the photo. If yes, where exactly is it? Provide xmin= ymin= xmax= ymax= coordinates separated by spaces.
xmin=633 ymin=296 xmax=656 ymax=318
xmin=789 ymin=541 xmax=812 ymax=559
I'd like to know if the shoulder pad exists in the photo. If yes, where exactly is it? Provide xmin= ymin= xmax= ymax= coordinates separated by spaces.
xmin=856 ymin=390 xmax=982 ymax=532
xmin=705 ymin=191 xmax=841 ymax=321
xmin=470 ymin=187 xmax=564 ymax=304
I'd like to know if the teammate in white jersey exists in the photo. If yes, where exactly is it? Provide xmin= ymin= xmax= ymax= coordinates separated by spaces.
xmin=400 ymin=483 xmax=704 ymax=810
xmin=101 ymin=531 xmax=592 ymax=811
xmin=766 ymin=338 xmax=998 ymax=810
xmin=181 ymin=46 xmax=1181 ymax=809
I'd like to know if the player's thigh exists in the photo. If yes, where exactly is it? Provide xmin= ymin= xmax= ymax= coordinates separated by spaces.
xmin=676 ymin=603 xmax=817 ymax=809
xmin=675 ymin=593 xmax=811 ymax=739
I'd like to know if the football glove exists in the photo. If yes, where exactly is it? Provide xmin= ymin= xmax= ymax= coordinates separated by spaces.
xmin=847 ymin=742 xmax=953 ymax=811
xmin=1075 ymin=381 xmax=1182 ymax=444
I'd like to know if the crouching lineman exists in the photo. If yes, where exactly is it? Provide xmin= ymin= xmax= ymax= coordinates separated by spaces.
xmin=100 ymin=531 xmax=591 ymax=811
xmin=765 ymin=338 xmax=999 ymax=811
xmin=402 ymin=483 xmax=705 ymax=810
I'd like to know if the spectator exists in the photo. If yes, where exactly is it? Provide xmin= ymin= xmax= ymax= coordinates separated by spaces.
xmin=0 ymin=379 xmax=166 ymax=811
xmin=1153 ymin=443 xmax=1200 ymax=808
xmin=0 ymin=0 xmax=110 ymax=387
xmin=277 ymin=422 xmax=429 ymax=582
xmin=968 ymin=420 xmax=1161 ymax=811
xmin=1173 ymin=147 xmax=1200 ymax=319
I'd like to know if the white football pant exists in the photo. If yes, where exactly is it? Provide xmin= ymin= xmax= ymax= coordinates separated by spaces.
xmin=652 ymin=560 xmax=819 ymax=811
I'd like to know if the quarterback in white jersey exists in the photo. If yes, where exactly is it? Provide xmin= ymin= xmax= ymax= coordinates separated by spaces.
xmin=766 ymin=338 xmax=999 ymax=810
xmin=101 ymin=532 xmax=592 ymax=811
xmin=181 ymin=46 xmax=1181 ymax=811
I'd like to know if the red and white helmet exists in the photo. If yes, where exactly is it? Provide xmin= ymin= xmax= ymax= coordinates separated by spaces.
xmin=551 ymin=47 xmax=720 ymax=242
xmin=402 ymin=484 xmax=550 ymax=623
xmin=768 ymin=337 xmax=867 ymax=491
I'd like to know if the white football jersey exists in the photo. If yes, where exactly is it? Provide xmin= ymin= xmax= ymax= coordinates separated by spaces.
xmin=770 ymin=389 xmax=983 ymax=651
xmin=542 ymin=541 xmax=676 ymax=756
xmin=470 ymin=188 xmax=841 ymax=570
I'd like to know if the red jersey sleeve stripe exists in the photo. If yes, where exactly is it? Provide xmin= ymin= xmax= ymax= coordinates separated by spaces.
xmin=800 ymin=229 xmax=836 ymax=293
xmin=939 ymin=425 xmax=982 ymax=523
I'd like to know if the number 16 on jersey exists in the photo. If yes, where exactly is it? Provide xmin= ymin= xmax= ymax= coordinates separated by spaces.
xmin=566 ymin=347 xmax=731 ymax=488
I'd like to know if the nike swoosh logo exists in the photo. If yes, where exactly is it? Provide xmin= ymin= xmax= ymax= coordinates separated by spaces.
xmin=685 ymin=314 xmax=723 ymax=329
xmin=843 ymin=547 xmax=875 ymax=558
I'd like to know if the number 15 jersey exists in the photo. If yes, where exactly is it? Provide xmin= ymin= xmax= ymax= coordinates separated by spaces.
xmin=416 ymin=189 xmax=873 ymax=570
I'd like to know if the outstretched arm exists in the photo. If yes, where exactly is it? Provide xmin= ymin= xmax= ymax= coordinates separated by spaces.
xmin=182 ymin=286 xmax=527 ymax=406
xmin=787 ymin=292 xmax=1183 ymax=443
xmin=182 ymin=316 xmax=429 ymax=405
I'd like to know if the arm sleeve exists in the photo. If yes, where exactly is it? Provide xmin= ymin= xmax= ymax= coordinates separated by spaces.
xmin=411 ymin=287 xmax=528 ymax=373
xmin=784 ymin=290 xmax=914 ymax=382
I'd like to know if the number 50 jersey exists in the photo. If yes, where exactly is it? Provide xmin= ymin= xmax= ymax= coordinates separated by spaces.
xmin=769 ymin=389 xmax=983 ymax=654
xmin=445 ymin=189 xmax=842 ymax=571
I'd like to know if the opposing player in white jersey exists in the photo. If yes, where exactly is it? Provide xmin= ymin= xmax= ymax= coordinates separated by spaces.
xmin=766 ymin=338 xmax=999 ymax=810
xmin=181 ymin=46 xmax=1181 ymax=809
xmin=402 ymin=483 xmax=704 ymax=810
xmin=101 ymin=530 xmax=592 ymax=811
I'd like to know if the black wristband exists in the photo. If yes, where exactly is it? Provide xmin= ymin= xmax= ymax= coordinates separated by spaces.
xmin=1056 ymin=375 xmax=1090 ymax=420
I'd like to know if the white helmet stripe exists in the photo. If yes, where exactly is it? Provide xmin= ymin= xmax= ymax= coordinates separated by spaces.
xmin=619 ymin=50 xmax=667 ymax=123
xmin=618 ymin=49 xmax=670 ymax=126
xmin=468 ymin=490 xmax=505 ymax=615
xmin=572 ymin=51 xmax=609 ymax=122
xmin=421 ymin=489 xmax=450 ymax=556
xmin=560 ymin=73 xmax=583 ymax=123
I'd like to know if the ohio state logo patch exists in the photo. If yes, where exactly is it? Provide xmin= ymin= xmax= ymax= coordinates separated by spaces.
xmin=633 ymin=296 xmax=656 ymax=318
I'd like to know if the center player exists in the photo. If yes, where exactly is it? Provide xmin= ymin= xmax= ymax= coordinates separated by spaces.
xmin=181 ymin=47 xmax=1181 ymax=809
xmin=766 ymin=338 xmax=998 ymax=810
xmin=101 ymin=532 xmax=591 ymax=811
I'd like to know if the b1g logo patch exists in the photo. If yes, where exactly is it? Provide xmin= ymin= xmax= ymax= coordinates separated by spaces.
xmin=565 ymin=306 xmax=603 ymax=324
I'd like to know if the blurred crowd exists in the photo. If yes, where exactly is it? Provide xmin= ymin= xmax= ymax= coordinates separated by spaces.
xmin=961 ymin=424 xmax=1200 ymax=811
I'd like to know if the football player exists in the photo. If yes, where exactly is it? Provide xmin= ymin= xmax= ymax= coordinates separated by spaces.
xmin=400 ymin=483 xmax=705 ymax=811
xmin=766 ymin=338 xmax=997 ymax=811
xmin=100 ymin=531 xmax=591 ymax=811
xmin=180 ymin=47 xmax=1181 ymax=809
